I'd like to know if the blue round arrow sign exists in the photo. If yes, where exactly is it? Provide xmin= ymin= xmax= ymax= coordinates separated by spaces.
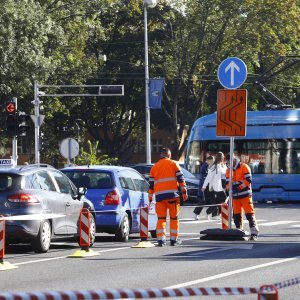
xmin=218 ymin=57 xmax=247 ymax=89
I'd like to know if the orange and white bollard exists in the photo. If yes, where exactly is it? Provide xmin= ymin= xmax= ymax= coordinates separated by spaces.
xmin=0 ymin=215 xmax=17 ymax=270
xmin=258 ymin=285 xmax=278 ymax=300
xmin=68 ymin=208 xmax=98 ymax=257
xmin=221 ymin=202 xmax=229 ymax=229
xmin=132 ymin=206 xmax=154 ymax=248
xmin=0 ymin=215 xmax=5 ymax=262
xmin=140 ymin=206 xmax=148 ymax=241
xmin=79 ymin=208 xmax=90 ymax=250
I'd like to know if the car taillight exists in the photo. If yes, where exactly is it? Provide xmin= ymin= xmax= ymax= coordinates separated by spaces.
xmin=7 ymin=193 xmax=39 ymax=203
xmin=104 ymin=189 xmax=120 ymax=205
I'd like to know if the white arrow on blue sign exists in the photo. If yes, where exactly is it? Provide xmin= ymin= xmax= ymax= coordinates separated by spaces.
xmin=217 ymin=57 xmax=247 ymax=89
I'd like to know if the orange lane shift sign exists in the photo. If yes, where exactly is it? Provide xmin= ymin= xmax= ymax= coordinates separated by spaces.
xmin=216 ymin=89 xmax=247 ymax=137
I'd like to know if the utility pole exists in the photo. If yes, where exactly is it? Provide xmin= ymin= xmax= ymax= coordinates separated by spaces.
xmin=143 ymin=0 xmax=157 ymax=164
xmin=33 ymin=82 xmax=42 ymax=164
xmin=11 ymin=97 xmax=17 ymax=163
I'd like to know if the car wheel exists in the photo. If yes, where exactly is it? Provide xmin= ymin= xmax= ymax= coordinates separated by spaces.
xmin=115 ymin=214 xmax=130 ymax=242
xmin=150 ymin=230 xmax=157 ymax=238
xmin=31 ymin=219 xmax=51 ymax=253
xmin=77 ymin=213 xmax=96 ymax=247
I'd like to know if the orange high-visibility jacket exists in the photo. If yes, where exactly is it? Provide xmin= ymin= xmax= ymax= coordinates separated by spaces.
xmin=148 ymin=158 xmax=186 ymax=202
xmin=226 ymin=161 xmax=252 ymax=200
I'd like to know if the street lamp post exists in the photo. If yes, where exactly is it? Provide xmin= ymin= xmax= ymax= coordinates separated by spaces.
xmin=75 ymin=119 xmax=83 ymax=143
xmin=143 ymin=0 xmax=157 ymax=164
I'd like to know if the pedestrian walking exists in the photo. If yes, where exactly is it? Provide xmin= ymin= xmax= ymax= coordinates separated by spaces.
xmin=148 ymin=147 xmax=188 ymax=246
xmin=225 ymin=153 xmax=259 ymax=240
xmin=201 ymin=152 xmax=227 ymax=219
xmin=193 ymin=156 xmax=215 ymax=220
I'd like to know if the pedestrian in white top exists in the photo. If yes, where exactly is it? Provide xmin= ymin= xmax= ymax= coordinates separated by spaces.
xmin=201 ymin=152 xmax=227 ymax=218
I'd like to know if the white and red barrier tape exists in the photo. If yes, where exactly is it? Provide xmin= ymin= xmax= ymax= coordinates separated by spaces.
xmin=0 ymin=277 xmax=299 ymax=299
xmin=0 ymin=287 xmax=258 ymax=300
xmin=274 ymin=277 xmax=300 ymax=289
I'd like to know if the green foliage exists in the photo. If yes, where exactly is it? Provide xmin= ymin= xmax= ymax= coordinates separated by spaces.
xmin=0 ymin=0 xmax=299 ymax=162
xmin=76 ymin=140 xmax=118 ymax=166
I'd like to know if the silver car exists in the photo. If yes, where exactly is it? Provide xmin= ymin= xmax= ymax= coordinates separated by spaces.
xmin=0 ymin=162 xmax=96 ymax=253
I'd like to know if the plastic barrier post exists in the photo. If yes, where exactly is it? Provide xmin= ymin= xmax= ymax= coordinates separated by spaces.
xmin=0 ymin=216 xmax=5 ymax=261
xmin=140 ymin=206 xmax=148 ymax=241
xmin=68 ymin=209 xmax=98 ymax=258
xmin=221 ymin=202 xmax=229 ymax=229
xmin=132 ymin=206 xmax=154 ymax=248
xmin=79 ymin=208 xmax=90 ymax=250
xmin=0 ymin=215 xmax=18 ymax=270
xmin=258 ymin=285 xmax=279 ymax=300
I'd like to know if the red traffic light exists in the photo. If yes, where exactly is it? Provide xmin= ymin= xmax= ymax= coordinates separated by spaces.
xmin=5 ymin=102 xmax=16 ymax=114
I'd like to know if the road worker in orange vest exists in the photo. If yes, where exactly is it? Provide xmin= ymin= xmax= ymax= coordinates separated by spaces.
xmin=148 ymin=147 xmax=188 ymax=246
xmin=225 ymin=153 xmax=259 ymax=240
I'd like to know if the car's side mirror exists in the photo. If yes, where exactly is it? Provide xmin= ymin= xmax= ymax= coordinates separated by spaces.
xmin=77 ymin=187 xmax=87 ymax=199
xmin=72 ymin=186 xmax=87 ymax=200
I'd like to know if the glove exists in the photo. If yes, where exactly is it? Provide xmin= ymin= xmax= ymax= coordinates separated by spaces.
xmin=181 ymin=187 xmax=188 ymax=201
xmin=232 ymin=186 xmax=239 ymax=193
xmin=232 ymin=181 xmax=242 ymax=193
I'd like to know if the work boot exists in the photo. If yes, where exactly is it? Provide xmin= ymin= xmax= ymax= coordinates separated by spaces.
xmin=157 ymin=240 xmax=166 ymax=247
xmin=249 ymin=234 xmax=258 ymax=241
xmin=170 ymin=239 xmax=182 ymax=246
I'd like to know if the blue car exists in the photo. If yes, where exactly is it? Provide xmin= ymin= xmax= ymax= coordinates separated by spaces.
xmin=61 ymin=165 xmax=153 ymax=242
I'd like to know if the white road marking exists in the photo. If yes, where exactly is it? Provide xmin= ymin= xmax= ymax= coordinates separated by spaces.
xmin=180 ymin=220 xmax=218 ymax=224
xmin=11 ymin=237 xmax=199 ymax=266
xmin=258 ymin=221 xmax=299 ymax=226
xmin=177 ymin=232 xmax=200 ymax=235
xmin=186 ymin=244 xmax=254 ymax=256
xmin=166 ymin=256 xmax=300 ymax=289
xmin=13 ymin=247 xmax=131 ymax=266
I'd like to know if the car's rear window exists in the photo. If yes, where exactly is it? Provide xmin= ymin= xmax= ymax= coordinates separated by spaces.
xmin=0 ymin=174 xmax=21 ymax=192
xmin=62 ymin=171 xmax=113 ymax=189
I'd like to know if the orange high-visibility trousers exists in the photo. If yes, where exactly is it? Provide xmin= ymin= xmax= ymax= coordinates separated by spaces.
xmin=155 ymin=198 xmax=180 ymax=242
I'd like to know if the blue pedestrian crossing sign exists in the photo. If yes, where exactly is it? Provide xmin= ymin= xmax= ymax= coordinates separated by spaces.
xmin=218 ymin=57 xmax=247 ymax=89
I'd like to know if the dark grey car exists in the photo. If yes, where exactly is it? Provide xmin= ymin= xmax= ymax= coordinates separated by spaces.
xmin=129 ymin=163 xmax=199 ymax=204
xmin=0 ymin=163 xmax=96 ymax=253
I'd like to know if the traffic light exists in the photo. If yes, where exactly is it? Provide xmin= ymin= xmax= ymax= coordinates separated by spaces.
xmin=17 ymin=112 xmax=31 ymax=136
xmin=99 ymin=85 xmax=124 ymax=96
xmin=5 ymin=102 xmax=16 ymax=136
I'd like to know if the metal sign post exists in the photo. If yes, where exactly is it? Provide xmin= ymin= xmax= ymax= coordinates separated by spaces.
xmin=216 ymin=89 xmax=247 ymax=229
xmin=200 ymin=57 xmax=248 ymax=240
xmin=228 ymin=136 xmax=234 ymax=229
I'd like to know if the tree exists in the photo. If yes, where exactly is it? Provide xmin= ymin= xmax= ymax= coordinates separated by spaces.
xmin=149 ymin=0 xmax=300 ymax=158
xmin=76 ymin=140 xmax=118 ymax=165
xmin=0 ymin=0 xmax=298 ymax=164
